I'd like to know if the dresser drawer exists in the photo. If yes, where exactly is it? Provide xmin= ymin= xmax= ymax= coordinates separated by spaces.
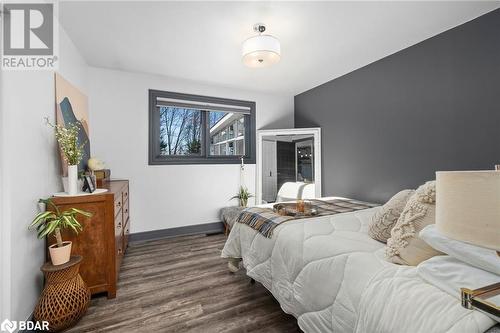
xmin=115 ymin=214 xmax=124 ymax=274
xmin=123 ymin=199 xmax=129 ymax=224
xmin=114 ymin=196 xmax=123 ymax=217
xmin=115 ymin=213 xmax=123 ymax=236
xmin=123 ymin=220 xmax=130 ymax=251
xmin=115 ymin=235 xmax=123 ymax=274
xmin=123 ymin=185 xmax=129 ymax=203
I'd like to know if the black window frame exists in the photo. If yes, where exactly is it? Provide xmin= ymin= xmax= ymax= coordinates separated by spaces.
xmin=149 ymin=89 xmax=256 ymax=165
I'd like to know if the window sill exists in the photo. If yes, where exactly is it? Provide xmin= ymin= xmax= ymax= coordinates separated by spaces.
xmin=148 ymin=156 xmax=256 ymax=165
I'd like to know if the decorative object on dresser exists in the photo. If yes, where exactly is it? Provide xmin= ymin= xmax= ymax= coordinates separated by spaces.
xmin=87 ymin=157 xmax=106 ymax=172
xmin=93 ymin=169 xmax=111 ymax=187
xmin=434 ymin=170 xmax=500 ymax=320
xmin=82 ymin=175 xmax=96 ymax=193
xmin=47 ymin=180 xmax=131 ymax=298
xmin=87 ymin=157 xmax=109 ymax=187
xmin=33 ymin=255 xmax=90 ymax=332
xmin=46 ymin=118 xmax=86 ymax=196
xmin=29 ymin=199 xmax=92 ymax=266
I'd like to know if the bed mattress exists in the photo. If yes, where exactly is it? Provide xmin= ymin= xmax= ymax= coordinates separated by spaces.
xmin=221 ymin=205 xmax=496 ymax=333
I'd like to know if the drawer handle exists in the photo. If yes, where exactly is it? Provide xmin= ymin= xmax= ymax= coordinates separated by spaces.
xmin=125 ymin=209 xmax=128 ymax=213
xmin=118 ymin=248 xmax=122 ymax=255
xmin=125 ymin=192 xmax=128 ymax=197
xmin=117 ymin=201 xmax=121 ymax=207
xmin=118 ymin=222 xmax=122 ymax=228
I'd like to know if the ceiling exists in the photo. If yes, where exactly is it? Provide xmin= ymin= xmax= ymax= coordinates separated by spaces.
xmin=59 ymin=1 xmax=500 ymax=95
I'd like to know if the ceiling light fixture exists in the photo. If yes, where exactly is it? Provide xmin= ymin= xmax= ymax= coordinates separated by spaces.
xmin=242 ymin=23 xmax=280 ymax=68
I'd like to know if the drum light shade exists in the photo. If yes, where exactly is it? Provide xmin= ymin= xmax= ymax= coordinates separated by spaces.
xmin=242 ymin=34 xmax=281 ymax=68
xmin=436 ymin=170 xmax=500 ymax=251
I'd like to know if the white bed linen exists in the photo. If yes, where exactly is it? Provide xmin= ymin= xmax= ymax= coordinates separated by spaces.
xmin=221 ymin=204 xmax=497 ymax=333
xmin=420 ymin=224 xmax=500 ymax=275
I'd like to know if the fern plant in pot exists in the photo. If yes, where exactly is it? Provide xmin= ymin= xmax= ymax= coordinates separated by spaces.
xmin=231 ymin=186 xmax=253 ymax=208
xmin=29 ymin=199 xmax=92 ymax=265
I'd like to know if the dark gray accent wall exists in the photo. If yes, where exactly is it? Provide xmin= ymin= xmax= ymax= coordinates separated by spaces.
xmin=295 ymin=9 xmax=500 ymax=203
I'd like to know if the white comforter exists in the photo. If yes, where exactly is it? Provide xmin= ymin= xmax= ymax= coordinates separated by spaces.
xmin=221 ymin=205 xmax=496 ymax=333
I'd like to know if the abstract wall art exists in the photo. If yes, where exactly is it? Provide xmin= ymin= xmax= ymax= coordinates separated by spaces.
xmin=55 ymin=73 xmax=91 ymax=175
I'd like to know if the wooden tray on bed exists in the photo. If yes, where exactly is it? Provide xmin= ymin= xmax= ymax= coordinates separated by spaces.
xmin=273 ymin=202 xmax=318 ymax=217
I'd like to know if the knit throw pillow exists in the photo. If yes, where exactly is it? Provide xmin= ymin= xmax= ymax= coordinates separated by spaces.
xmin=386 ymin=181 xmax=442 ymax=265
xmin=368 ymin=189 xmax=415 ymax=243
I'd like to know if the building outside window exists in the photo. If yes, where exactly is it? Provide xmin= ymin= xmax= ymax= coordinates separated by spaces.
xmin=209 ymin=112 xmax=246 ymax=156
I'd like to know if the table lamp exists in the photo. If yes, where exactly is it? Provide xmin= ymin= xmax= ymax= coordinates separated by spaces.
xmin=436 ymin=170 xmax=500 ymax=320
xmin=436 ymin=170 xmax=500 ymax=251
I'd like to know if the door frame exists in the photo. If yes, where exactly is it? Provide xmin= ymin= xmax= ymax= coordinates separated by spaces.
xmin=261 ymin=139 xmax=277 ymax=203
xmin=256 ymin=128 xmax=321 ymax=205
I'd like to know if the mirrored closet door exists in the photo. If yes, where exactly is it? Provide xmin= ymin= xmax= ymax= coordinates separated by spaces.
xmin=257 ymin=128 xmax=321 ymax=204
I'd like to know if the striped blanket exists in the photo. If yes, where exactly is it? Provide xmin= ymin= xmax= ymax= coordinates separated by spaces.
xmin=237 ymin=199 xmax=379 ymax=238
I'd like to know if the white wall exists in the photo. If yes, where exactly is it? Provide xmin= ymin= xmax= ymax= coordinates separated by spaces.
xmin=0 ymin=63 xmax=10 ymax=324
xmin=88 ymin=67 xmax=294 ymax=233
xmin=0 ymin=25 xmax=87 ymax=324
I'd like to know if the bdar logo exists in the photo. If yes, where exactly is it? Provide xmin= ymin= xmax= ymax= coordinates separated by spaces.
xmin=2 ymin=3 xmax=54 ymax=56
xmin=0 ymin=319 xmax=17 ymax=333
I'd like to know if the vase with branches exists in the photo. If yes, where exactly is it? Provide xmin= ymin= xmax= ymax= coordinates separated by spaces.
xmin=29 ymin=198 xmax=92 ymax=265
xmin=231 ymin=186 xmax=253 ymax=208
xmin=46 ymin=118 xmax=86 ymax=195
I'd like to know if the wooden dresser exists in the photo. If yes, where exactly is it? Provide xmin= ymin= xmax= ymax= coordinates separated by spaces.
xmin=48 ymin=180 xmax=130 ymax=298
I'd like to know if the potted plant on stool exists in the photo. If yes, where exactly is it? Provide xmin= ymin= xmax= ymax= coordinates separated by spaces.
xmin=29 ymin=199 xmax=92 ymax=265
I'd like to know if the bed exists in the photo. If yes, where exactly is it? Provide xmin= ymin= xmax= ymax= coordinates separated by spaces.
xmin=221 ymin=198 xmax=497 ymax=333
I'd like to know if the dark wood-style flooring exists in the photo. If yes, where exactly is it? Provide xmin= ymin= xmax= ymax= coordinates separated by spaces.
xmin=68 ymin=233 xmax=301 ymax=332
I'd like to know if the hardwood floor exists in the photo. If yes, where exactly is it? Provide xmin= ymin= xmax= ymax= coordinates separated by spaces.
xmin=68 ymin=234 xmax=301 ymax=332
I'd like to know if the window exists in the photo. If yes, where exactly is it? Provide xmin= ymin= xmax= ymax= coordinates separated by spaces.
xmin=159 ymin=107 xmax=202 ymax=156
xmin=209 ymin=111 xmax=246 ymax=157
xmin=149 ymin=90 xmax=256 ymax=165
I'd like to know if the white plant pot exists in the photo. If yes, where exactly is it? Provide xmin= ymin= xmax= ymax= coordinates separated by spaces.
xmin=48 ymin=241 xmax=72 ymax=265
xmin=67 ymin=164 xmax=78 ymax=195
xmin=62 ymin=177 xmax=84 ymax=193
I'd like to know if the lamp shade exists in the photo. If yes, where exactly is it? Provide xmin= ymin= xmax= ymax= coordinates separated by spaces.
xmin=242 ymin=35 xmax=280 ymax=68
xmin=436 ymin=171 xmax=500 ymax=251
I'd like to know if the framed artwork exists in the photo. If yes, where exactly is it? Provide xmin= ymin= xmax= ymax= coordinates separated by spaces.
xmin=55 ymin=73 xmax=91 ymax=176
xmin=82 ymin=175 xmax=96 ymax=193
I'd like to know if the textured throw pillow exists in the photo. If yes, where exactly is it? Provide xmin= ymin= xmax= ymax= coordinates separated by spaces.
xmin=368 ymin=189 xmax=415 ymax=243
xmin=386 ymin=181 xmax=442 ymax=265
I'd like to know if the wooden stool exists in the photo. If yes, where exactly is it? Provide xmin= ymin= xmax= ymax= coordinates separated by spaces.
xmin=34 ymin=255 xmax=90 ymax=332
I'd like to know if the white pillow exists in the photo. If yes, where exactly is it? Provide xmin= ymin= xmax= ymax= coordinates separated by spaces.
xmin=420 ymin=224 xmax=500 ymax=275
xmin=417 ymin=255 xmax=500 ymax=302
